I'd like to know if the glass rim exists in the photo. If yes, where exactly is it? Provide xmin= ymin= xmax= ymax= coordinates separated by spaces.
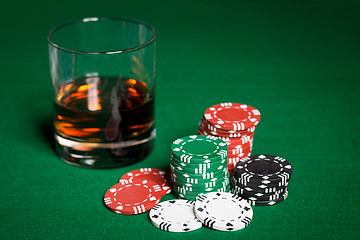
xmin=47 ymin=17 xmax=156 ymax=55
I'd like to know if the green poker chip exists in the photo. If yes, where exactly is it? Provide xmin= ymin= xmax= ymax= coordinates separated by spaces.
xmin=173 ymin=185 xmax=230 ymax=198
xmin=170 ymin=172 xmax=227 ymax=185
xmin=171 ymin=135 xmax=228 ymax=163
xmin=172 ymin=171 xmax=230 ymax=187
xmin=170 ymin=158 xmax=226 ymax=174
xmin=174 ymin=185 xmax=229 ymax=195
xmin=172 ymin=179 xmax=230 ymax=192
xmin=170 ymin=172 xmax=229 ymax=187
xmin=170 ymin=165 xmax=228 ymax=180
xmin=173 ymin=191 xmax=197 ymax=201
xmin=171 ymin=152 xmax=227 ymax=164
xmin=170 ymin=155 xmax=226 ymax=169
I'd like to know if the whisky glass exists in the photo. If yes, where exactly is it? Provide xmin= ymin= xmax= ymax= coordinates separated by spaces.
xmin=48 ymin=18 xmax=156 ymax=168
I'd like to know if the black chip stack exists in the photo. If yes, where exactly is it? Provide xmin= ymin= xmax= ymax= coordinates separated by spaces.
xmin=230 ymin=154 xmax=292 ymax=206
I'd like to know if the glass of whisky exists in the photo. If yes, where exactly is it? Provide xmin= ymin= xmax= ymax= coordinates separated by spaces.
xmin=48 ymin=18 xmax=156 ymax=168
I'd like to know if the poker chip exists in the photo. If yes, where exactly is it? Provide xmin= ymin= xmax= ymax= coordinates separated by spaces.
xmin=194 ymin=192 xmax=253 ymax=231
xmin=230 ymin=177 xmax=287 ymax=195
xmin=170 ymin=164 xmax=228 ymax=180
xmin=170 ymin=157 xmax=226 ymax=174
xmin=199 ymin=122 xmax=254 ymax=137
xmin=171 ymin=135 xmax=228 ymax=162
xmin=172 ymin=185 xmax=230 ymax=202
xmin=233 ymin=155 xmax=292 ymax=184
xmin=232 ymin=186 xmax=287 ymax=201
xmin=173 ymin=186 xmax=230 ymax=200
xmin=203 ymin=103 xmax=260 ymax=131
xmin=104 ymin=181 xmax=162 ymax=215
xmin=170 ymin=172 xmax=227 ymax=185
xmin=119 ymin=168 xmax=171 ymax=196
xmin=230 ymin=154 xmax=293 ymax=206
xmin=173 ymin=182 xmax=230 ymax=194
xmin=149 ymin=200 xmax=202 ymax=232
xmin=173 ymin=176 xmax=230 ymax=190
xmin=170 ymin=135 xmax=230 ymax=200
xmin=199 ymin=103 xmax=260 ymax=173
xmin=171 ymin=155 xmax=227 ymax=169
xmin=247 ymin=190 xmax=289 ymax=206
xmin=232 ymin=176 xmax=289 ymax=188
xmin=174 ymin=192 xmax=197 ymax=201
xmin=199 ymin=119 xmax=256 ymax=134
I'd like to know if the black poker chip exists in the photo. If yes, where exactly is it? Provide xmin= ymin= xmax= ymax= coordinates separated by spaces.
xmin=234 ymin=155 xmax=292 ymax=183
xmin=230 ymin=154 xmax=292 ymax=206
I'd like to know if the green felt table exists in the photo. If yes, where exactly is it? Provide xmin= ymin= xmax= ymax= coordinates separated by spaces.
xmin=1 ymin=0 xmax=360 ymax=239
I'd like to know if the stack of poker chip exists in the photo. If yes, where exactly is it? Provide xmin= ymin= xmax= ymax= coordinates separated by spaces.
xmin=103 ymin=168 xmax=171 ymax=215
xmin=230 ymin=155 xmax=293 ymax=206
xmin=170 ymin=135 xmax=230 ymax=201
xmin=198 ymin=102 xmax=261 ymax=174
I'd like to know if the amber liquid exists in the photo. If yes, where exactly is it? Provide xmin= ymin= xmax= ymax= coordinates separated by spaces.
xmin=53 ymin=76 xmax=155 ymax=168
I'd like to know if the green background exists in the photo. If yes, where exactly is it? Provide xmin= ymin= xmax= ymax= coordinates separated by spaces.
xmin=1 ymin=0 xmax=359 ymax=239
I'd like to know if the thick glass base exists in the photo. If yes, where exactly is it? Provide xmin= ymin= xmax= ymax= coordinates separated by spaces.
xmin=54 ymin=129 xmax=155 ymax=168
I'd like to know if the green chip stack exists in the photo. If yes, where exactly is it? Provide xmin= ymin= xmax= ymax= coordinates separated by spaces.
xmin=170 ymin=135 xmax=230 ymax=201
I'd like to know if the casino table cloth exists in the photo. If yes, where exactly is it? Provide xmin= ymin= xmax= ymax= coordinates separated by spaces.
xmin=1 ymin=0 xmax=359 ymax=239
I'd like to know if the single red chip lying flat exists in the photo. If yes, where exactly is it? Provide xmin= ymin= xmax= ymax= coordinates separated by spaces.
xmin=204 ymin=103 xmax=260 ymax=131
xmin=104 ymin=181 xmax=162 ymax=215
xmin=119 ymin=168 xmax=171 ymax=196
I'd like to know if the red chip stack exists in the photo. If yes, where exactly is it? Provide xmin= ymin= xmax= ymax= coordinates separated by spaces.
xmin=198 ymin=103 xmax=261 ymax=175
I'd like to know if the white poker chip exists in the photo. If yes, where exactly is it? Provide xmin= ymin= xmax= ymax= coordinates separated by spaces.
xmin=149 ymin=199 xmax=203 ymax=232
xmin=194 ymin=192 xmax=253 ymax=231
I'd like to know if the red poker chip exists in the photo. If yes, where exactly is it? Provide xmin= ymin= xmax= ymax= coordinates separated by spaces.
xmin=227 ymin=142 xmax=253 ymax=151
xmin=228 ymin=156 xmax=246 ymax=165
xmin=227 ymin=151 xmax=252 ymax=162
xmin=227 ymin=167 xmax=235 ymax=175
xmin=200 ymin=118 xmax=256 ymax=133
xmin=228 ymin=145 xmax=252 ymax=156
xmin=198 ymin=126 xmax=254 ymax=145
xmin=104 ymin=181 xmax=162 ymax=215
xmin=199 ymin=120 xmax=255 ymax=137
xmin=227 ymin=152 xmax=251 ymax=164
xmin=199 ymin=126 xmax=254 ymax=139
xmin=227 ymin=139 xmax=253 ymax=149
xmin=199 ymin=123 xmax=255 ymax=144
xmin=226 ymin=142 xmax=253 ymax=152
xmin=198 ymin=129 xmax=208 ymax=136
xmin=228 ymin=146 xmax=252 ymax=155
xmin=198 ymin=130 xmax=253 ymax=156
xmin=228 ymin=154 xmax=252 ymax=174
xmin=119 ymin=168 xmax=171 ymax=196
xmin=203 ymin=103 xmax=260 ymax=131
xmin=222 ymin=134 xmax=254 ymax=145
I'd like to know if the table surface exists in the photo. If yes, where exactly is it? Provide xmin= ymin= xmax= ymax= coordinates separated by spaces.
xmin=1 ymin=0 xmax=360 ymax=239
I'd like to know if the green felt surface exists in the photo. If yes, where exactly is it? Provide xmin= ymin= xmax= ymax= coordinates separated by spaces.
xmin=1 ymin=0 xmax=360 ymax=239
